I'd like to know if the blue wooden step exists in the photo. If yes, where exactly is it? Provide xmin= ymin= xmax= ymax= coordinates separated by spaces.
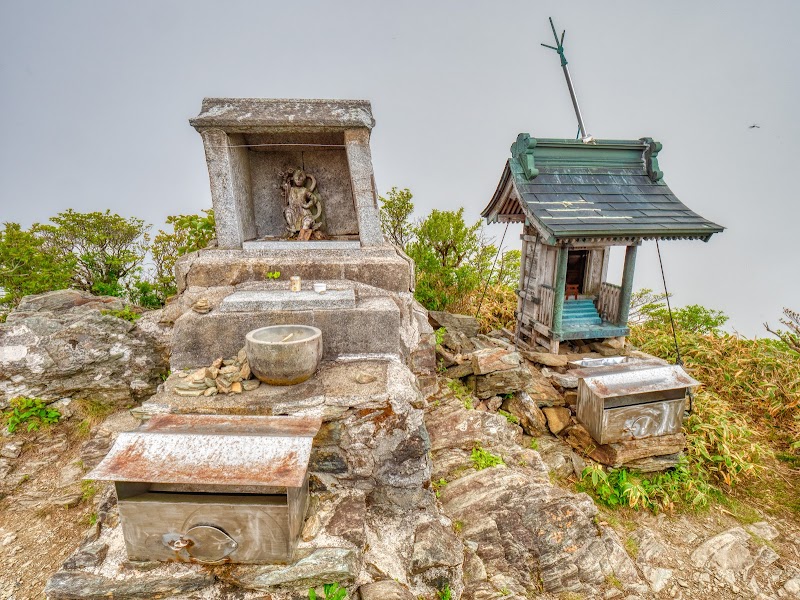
xmin=562 ymin=299 xmax=602 ymax=326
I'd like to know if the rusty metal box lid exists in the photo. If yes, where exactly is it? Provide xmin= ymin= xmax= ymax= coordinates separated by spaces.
xmin=85 ymin=414 xmax=321 ymax=488
xmin=576 ymin=364 xmax=700 ymax=401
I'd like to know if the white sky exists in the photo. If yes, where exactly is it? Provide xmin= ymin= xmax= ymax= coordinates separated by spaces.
xmin=1 ymin=1 xmax=798 ymax=337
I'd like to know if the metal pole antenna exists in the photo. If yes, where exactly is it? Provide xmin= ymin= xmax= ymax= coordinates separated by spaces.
xmin=541 ymin=17 xmax=591 ymax=141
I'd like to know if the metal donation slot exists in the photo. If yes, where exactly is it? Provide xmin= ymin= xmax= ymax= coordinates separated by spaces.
xmin=84 ymin=414 xmax=321 ymax=565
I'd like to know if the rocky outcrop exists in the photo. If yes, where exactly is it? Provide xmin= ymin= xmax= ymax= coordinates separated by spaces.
xmin=425 ymin=395 xmax=644 ymax=597
xmin=0 ymin=290 xmax=169 ymax=409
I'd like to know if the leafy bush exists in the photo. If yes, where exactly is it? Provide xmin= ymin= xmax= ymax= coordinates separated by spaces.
xmin=471 ymin=445 xmax=504 ymax=470
xmin=308 ymin=583 xmax=347 ymax=600
xmin=3 ymin=397 xmax=60 ymax=433
xmin=437 ymin=585 xmax=452 ymax=600
xmin=37 ymin=209 xmax=150 ymax=297
xmin=377 ymin=188 xmax=519 ymax=321
xmin=580 ymin=461 xmax=716 ymax=512
xmin=0 ymin=222 xmax=75 ymax=309
xmin=447 ymin=379 xmax=473 ymax=409
xmin=147 ymin=209 xmax=215 ymax=305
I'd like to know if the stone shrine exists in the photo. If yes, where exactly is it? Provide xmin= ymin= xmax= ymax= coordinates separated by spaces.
xmin=169 ymin=98 xmax=434 ymax=390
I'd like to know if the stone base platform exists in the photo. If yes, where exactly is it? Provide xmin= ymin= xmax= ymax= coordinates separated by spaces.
xmin=175 ymin=246 xmax=414 ymax=294
xmin=171 ymin=295 xmax=401 ymax=369
xmin=136 ymin=358 xmax=398 ymax=421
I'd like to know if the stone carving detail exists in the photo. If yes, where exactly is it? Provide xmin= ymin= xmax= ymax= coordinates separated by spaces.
xmin=282 ymin=168 xmax=324 ymax=240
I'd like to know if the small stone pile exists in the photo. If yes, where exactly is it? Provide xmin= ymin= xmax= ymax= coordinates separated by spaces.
xmin=173 ymin=348 xmax=260 ymax=397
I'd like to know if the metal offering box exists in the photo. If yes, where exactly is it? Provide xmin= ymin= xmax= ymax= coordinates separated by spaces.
xmin=86 ymin=414 xmax=321 ymax=565
xmin=573 ymin=361 xmax=699 ymax=445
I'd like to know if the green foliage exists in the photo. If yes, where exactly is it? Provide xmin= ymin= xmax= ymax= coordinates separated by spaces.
xmin=0 ymin=222 xmax=75 ymax=309
xmin=471 ymin=445 xmax=504 ymax=470
xmin=148 ymin=209 xmax=215 ymax=306
xmin=37 ymin=209 xmax=150 ymax=297
xmin=437 ymin=585 xmax=452 ymax=600
xmin=80 ymin=479 xmax=98 ymax=502
xmin=498 ymin=409 xmax=520 ymax=425
xmin=101 ymin=306 xmax=141 ymax=322
xmin=579 ymin=461 xmax=717 ymax=513
xmin=447 ymin=379 xmax=473 ymax=409
xmin=3 ymin=397 xmax=60 ymax=434
xmin=434 ymin=327 xmax=447 ymax=346
xmin=530 ymin=438 xmax=539 ymax=451
xmin=265 ymin=270 xmax=281 ymax=279
xmin=308 ymin=583 xmax=347 ymax=600
xmin=407 ymin=208 xmax=487 ymax=312
xmin=432 ymin=477 xmax=447 ymax=498
xmin=379 ymin=187 xmax=415 ymax=249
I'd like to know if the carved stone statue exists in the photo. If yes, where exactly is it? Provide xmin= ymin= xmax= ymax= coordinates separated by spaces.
xmin=282 ymin=168 xmax=323 ymax=240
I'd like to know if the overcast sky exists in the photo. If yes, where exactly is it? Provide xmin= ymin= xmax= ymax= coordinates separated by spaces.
xmin=1 ymin=1 xmax=798 ymax=337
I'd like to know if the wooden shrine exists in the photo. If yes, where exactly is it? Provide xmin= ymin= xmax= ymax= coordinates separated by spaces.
xmin=482 ymin=135 xmax=723 ymax=353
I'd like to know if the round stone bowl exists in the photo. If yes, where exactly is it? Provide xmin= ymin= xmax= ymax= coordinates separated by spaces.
xmin=245 ymin=325 xmax=322 ymax=385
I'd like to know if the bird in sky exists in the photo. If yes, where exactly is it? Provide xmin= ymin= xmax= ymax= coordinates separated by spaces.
xmin=748 ymin=124 xmax=761 ymax=129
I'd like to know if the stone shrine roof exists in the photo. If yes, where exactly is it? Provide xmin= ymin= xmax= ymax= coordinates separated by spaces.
xmin=190 ymin=97 xmax=375 ymax=131
xmin=482 ymin=135 xmax=724 ymax=243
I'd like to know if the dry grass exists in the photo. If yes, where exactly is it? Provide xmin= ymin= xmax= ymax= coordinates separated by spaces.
xmin=449 ymin=284 xmax=517 ymax=333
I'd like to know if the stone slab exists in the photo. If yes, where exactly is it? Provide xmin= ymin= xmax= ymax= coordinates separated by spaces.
xmin=170 ymin=296 xmax=401 ymax=368
xmin=242 ymin=240 xmax=360 ymax=251
xmin=135 ymin=359 xmax=391 ymax=419
xmin=190 ymin=98 xmax=375 ymax=132
xmin=175 ymin=248 xmax=412 ymax=293
xmin=219 ymin=289 xmax=356 ymax=312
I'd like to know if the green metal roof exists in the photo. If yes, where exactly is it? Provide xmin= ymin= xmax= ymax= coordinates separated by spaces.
xmin=482 ymin=135 xmax=724 ymax=242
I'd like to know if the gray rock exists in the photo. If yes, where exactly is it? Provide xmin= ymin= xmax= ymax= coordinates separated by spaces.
xmin=44 ymin=570 xmax=215 ymax=599
xmin=359 ymin=580 xmax=415 ymax=600
xmin=691 ymin=527 xmax=755 ymax=582
xmin=0 ymin=290 xmax=168 ymax=409
xmin=542 ymin=406 xmax=571 ymax=435
xmin=641 ymin=565 xmax=673 ymax=593
xmin=428 ymin=311 xmax=480 ymax=339
xmin=747 ymin=521 xmax=780 ymax=542
xmin=501 ymin=392 xmax=548 ymax=436
xmin=784 ymin=576 xmax=800 ymax=597
xmin=411 ymin=521 xmax=463 ymax=573
xmin=550 ymin=371 xmax=579 ymax=389
xmin=0 ymin=441 xmax=23 ymax=459
xmin=474 ymin=366 xmax=530 ymax=399
xmin=62 ymin=541 xmax=108 ymax=570
xmin=231 ymin=547 xmax=358 ymax=590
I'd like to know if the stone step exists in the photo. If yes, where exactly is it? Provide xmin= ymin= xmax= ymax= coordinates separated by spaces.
xmin=170 ymin=296 xmax=401 ymax=369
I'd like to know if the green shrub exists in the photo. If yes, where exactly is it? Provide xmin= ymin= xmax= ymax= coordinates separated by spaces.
xmin=308 ymin=582 xmax=347 ymax=600
xmin=101 ymin=306 xmax=141 ymax=322
xmin=0 ymin=222 xmax=75 ymax=309
xmin=3 ymin=397 xmax=60 ymax=433
xmin=437 ymin=585 xmax=452 ymax=600
xmin=471 ymin=445 xmax=504 ymax=470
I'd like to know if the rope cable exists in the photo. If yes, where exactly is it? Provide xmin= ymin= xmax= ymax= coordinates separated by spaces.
xmin=655 ymin=239 xmax=693 ymax=414
xmin=475 ymin=222 xmax=510 ymax=319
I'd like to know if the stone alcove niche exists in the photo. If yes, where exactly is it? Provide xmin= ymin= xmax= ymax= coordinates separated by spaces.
xmin=191 ymin=98 xmax=384 ymax=249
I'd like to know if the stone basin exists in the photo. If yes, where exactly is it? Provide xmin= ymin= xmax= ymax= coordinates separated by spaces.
xmin=245 ymin=325 xmax=322 ymax=385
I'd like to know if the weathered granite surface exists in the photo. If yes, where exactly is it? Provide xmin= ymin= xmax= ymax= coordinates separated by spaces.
xmin=0 ymin=290 xmax=169 ymax=409
xmin=170 ymin=295 xmax=401 ymax=368
xmin=219 ymin=289 xmax=356 ymax=312
xmin=190 ymin=98 xmax=375 ymax=132
xmin=175 ymin=247 xmax=413 ymax=293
